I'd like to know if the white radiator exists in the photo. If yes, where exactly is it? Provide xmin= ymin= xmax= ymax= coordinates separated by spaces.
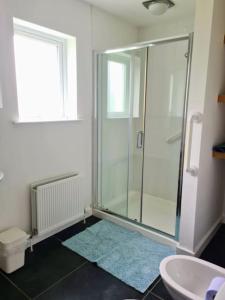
xmin=31 ymin=173 xmax=84 ymax=236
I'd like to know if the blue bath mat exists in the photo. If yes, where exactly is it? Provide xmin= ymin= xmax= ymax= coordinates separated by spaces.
xmin=62 ymin=220 xmax=174 ymax=293
xmin=62 ymin=220 xmax=138 ymax=262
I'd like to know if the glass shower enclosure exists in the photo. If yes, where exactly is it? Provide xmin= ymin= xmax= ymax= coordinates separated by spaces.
xmin=95 ymin=35 xmax=193 ymax=238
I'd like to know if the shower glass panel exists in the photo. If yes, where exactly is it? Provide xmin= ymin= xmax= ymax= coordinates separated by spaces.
xmin=142 ymin=40 xmax=189 ymax=236
xmin=127 ymin=49 xmax=147 ymax=221
xmin=97 ymin=49 xmax=147 ymax=219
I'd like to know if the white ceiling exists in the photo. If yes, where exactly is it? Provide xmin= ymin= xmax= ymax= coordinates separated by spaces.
xmin=83 ymin=0 xmax=196 ymax=27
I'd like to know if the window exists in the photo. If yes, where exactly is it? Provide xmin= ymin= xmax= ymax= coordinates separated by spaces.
xmin=108 ymin=61 xmax=127 ymax=114
xmin=13 ymin=19 xmax=77 ymax=122
xmin=106 ymin=53 xmax=141 ymax=119
xmin=107 ymin=54 xmax=130 ymax=118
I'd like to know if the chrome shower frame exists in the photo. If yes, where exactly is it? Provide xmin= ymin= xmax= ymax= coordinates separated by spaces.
xmin=92 ymin=33 xmax=194 ymax=242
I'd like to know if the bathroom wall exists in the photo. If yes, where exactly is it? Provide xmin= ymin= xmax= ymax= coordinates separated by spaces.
xmin=179 ymin=0 xmax=225 ymax=254
xmin=138 ymin=17 xmax=194 ymax=42
xmin=193 ymin=0 xmax=225 ymax=251
xmin=0 ymin=0 xmax=138 ymax=232
xmin=91 ymin=7 xmax=138 ymax=50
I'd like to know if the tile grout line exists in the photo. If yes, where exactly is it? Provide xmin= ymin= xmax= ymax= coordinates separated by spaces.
xmin=142 ymin=277 xmax=162 ymax=300
xmin=41 ymin=236 xmax=163 ymax=300
xmin=142 ymin=290 xmax=163 ymax=300
xmin=54 ymin=231 xmax=88 ymax=243
xmin=151 ymin=291 xmax=165 ymax=300
xmin=32 ymin=221 xmax=98 ymax=298
xmin=42 ymin=222 xmax=165 ymax=300
xmin=54 ymin=236 xmax=63 ymax=242
xmin=55 ymin=235 xmax=88 ymax=260
xmin=53 ymin=219 xmax=100 ymax=243
xmin=0 ymin=270 xmax=31 ymax=300
xmin=2 ymin=219 xmax=99 ymax=299
xmin=149 ymin=277 xmax=162 ymax=292
xmin=33 ymin=260 xmax=89 ymax=299
xmin=142 ymin=290 xmax=151 ymax=300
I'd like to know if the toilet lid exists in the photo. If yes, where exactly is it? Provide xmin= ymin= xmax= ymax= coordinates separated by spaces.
xmin=215 ymin=283 xmax=225 ymax=300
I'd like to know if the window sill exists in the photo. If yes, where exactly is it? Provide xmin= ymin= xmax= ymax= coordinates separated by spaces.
xmin=13 ymin=118 xmax=83 ymax=124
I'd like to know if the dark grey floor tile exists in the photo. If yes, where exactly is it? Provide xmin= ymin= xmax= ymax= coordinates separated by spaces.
xmin=36 ymin=262 xmax=142 ymax=300
xmin=146 ymin=276 xmax=161 ymax=292
xmin=216 ymin=224 xmax=225 ymax=236
xmin=201 ymin=233 xmax=225 ymax=268
xmin=54 ymin=216 xmax=101 ymax=241
xmin=5 ymin=237 xmax=86 ymax=298
xmin=151 ymin=279 xmax=173 ymax=300
xmin=143 ymin=292 xmax=161 ymax=300
xmin=0 ymin=272 xmax=29 ymax=300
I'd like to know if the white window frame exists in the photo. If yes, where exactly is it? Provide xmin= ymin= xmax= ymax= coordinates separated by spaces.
xmin=105 ymin=53 xmax=141 ymax=119
xmin=13 ymin=19 xmax=77 ymax=123
xmin=106 ymin=54 xmax=131 ymax=119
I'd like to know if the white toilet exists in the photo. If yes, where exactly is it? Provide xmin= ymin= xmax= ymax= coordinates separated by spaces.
xmin=160 ymin=255 xmax=225 ymax=300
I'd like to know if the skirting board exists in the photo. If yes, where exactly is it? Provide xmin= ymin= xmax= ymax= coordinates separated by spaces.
xmin=194 ymin=216 xmax=223 ymax=257
xmin=177 ymin=216 xmax=223 ymax=257
xmin=176 ymin=245 xmax=195 ymax=256
xmin=27 ymin=210 xmax=92 ymax=249
xmin=93 ymin=209 xmax=177 ymax=249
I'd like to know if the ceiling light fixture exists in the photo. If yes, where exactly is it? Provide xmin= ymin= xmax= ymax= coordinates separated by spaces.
xmin=142 ymin=0 xmax=175 ymax=16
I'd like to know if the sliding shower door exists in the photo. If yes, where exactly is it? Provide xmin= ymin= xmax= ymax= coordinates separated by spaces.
xmin=97 ymin=48 xmax=147 ymax=220
xmin=141 ymin=39 xmax=189 ymax=236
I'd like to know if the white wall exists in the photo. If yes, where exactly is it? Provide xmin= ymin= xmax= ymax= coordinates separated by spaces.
xmin=0 ymin=0 xmax=138 ymax=233
xmin=179 ymin=0 xmax=225 ymax=254
xmin=138 ymin=17 xmax=194 ymax=42
xmin=91 ymin=7 xmax=138 ymax=50
xmin=193 ymin=0 xmax=225 ymax=250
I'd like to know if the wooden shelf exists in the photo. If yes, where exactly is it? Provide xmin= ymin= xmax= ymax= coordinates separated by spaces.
xmin=218 ymin=95 xmax=225 ymax=103
xmin=213 ymin=151 xmax=225 ymax=159
xmin=215 ymin=36 xmax=225 ymax=158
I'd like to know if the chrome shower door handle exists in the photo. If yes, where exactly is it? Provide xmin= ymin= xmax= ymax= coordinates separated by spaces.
xmin=137 ymin=131 xmax=144 ymax=149
xmin=0 ymin=171 xmax=4 ymax=182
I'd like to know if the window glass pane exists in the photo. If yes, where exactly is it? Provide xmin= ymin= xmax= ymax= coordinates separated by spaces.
xmin=14 ymin=33 xmax=63 ymax=121
xmin=107 ymin=60 xmax=126 ymax=114
xmin=133 ymin=56 xmax=141 ymax=118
